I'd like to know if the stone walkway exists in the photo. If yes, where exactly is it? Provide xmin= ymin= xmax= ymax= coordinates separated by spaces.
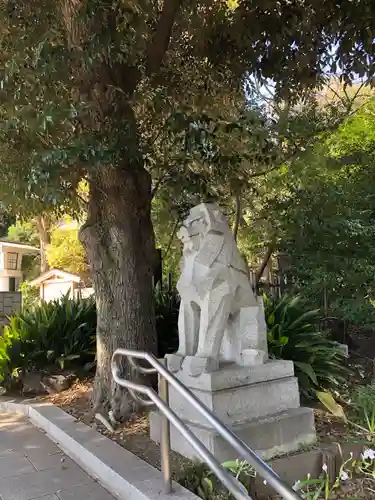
xmin=0 ymin=412 xmax=115 ymax=500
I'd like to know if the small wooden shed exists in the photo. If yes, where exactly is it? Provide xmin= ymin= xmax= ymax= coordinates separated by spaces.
xmin=29 ymin=269 xmax=93 ymax=302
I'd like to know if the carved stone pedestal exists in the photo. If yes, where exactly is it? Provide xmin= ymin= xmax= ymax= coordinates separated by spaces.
xmin=151 ymin=202 xmax=316 ymax=462
xmin=150 ymin=360 xmax=316 ymax=461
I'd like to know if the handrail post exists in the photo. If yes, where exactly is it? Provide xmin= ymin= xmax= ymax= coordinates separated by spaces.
xmin=159 ymin=358 xmax=172 ymax=493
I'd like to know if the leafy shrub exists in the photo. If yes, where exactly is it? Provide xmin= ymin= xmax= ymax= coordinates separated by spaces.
xmin=19 ymin=281 xmax=40 ymax=310
xmin=178 ymin=459 xmax=254 ymax=500
xmin=1 ymin=285 xmax=182 ymax=385
xmin=331 ymin=297 xmax=375 ymax=326
xmin=0 ymin=294 xmax=96 ymax=384
xmin=178 ymin=462 xmax=214 ymax=500
xmin=264 ymin=294 xmax=349 ymax=399
xmin=0 ymin=317 xmax=28 ymax=387
xmin=154 ymin=285 xmax=180 ymax=357
xmin=349 ymin=384 xmax=375 ymax=435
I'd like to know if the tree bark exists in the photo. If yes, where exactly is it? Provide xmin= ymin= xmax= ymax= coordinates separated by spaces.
xmin=255 ymin=239 xmax=276 ymax=287
xmin=80 ymin=164 xmax=157 ymax=418
xmin=60 ymin=0 xmax=181 ymax=419
xmin=35 ymin=215 xmax=51 ymax=273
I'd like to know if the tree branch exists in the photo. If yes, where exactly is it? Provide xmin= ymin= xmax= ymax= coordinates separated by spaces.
xmin=151 ymin=164 xmax=177 ymax=199
xmin=233 ymin=193 xmax=241 ymax=242
xmin=164 ymin=216 xmax=181 ymax=260
xmin=76 ymin=191 xmax=88 ymax=206
xmin=248 ymin=163 xmax=283 ymax=179
xmin=326 ymin=77 xmax=370 ymax=114
xmin=146 ymin=0 xmax=182 ymax=76
xmin=151 ymin=173 xmax=167 ymax=199
xmin=35 ymin=214 xmax=51 ymax=274
xmin=255 ymin=238 xmax=276 ymax=286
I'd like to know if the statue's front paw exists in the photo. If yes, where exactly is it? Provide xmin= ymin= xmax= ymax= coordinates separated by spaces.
xmin=165 ymin=353 xmax=184 ymax=373
xmin=239 ymin=348 xmax=266 ymax=366
xmin=182 ymin=356 xmax=219 ymax=377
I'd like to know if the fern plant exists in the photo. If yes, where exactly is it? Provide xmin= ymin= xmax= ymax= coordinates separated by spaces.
xmin=264 ymin=294 xmax=349 ymax=400
xmin=0 ymin=294 xmax=96 ymax=384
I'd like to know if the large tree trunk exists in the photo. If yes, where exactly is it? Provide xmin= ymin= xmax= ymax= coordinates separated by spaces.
xmin=60 ymin=0 xmax=180 ymax=419
xmin=80 ymin=164 xmax=157 ymax=418
xmin=35 ymin=215 xmax=51 ymax=273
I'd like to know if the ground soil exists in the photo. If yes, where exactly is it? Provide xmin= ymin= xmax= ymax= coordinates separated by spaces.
xmin=37 ymin=379 xmax=192 ymax=480
xmin=30 ymin=377 xmax=373 ymax=499
xmin=26 ymin=329 xmax=375 ymax=499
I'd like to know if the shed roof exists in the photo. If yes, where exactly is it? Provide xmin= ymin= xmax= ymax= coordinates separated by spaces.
xmin=29 ymin=268 xmax=81 ymax=286
xmin=0 ymin=240 xmax=39 ymax=252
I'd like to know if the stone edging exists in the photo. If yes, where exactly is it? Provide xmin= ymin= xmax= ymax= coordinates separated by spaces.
xmin=0 ymin=399 xmax=198 ymax=500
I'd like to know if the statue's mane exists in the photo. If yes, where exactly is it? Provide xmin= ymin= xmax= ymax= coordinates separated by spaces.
xmin=181 ymin=203 xmax=233 ymax=257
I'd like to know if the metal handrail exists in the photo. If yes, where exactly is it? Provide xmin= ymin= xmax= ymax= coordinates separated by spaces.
xmin=111 ymin=349 xmax=302 ymax=500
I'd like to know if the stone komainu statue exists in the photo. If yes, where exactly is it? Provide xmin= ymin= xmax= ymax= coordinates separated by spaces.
xmin=168 ymin=203 xmax=268 ymax=376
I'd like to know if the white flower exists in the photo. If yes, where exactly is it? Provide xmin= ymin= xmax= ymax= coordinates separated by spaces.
xmin=340 ymin=470 xmax=349 ymax=481
xmin=362 ymin=449 xmax=375 ymax=461
xmin=322 ymin=463 xmax=328 ymax=473
xmin=307 ymin=473 xmax=311 ymax=480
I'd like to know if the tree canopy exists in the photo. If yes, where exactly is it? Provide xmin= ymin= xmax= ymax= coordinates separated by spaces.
xmin=1 ymin=0 xmax=375 ymax=415
xmin=232 ymin=92 xmax=375 ymax=324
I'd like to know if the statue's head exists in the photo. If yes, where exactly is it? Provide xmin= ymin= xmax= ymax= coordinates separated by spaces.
xmin=177 ymin=203 xmax=228 ymax=252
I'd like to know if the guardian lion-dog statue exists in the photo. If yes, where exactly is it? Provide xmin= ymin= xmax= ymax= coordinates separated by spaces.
xmin=166 ymin=203 xmax=268 ymax=376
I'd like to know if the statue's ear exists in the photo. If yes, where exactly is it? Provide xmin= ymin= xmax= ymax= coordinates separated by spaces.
xmin=195 ymin=233 xmax=224 ymax=268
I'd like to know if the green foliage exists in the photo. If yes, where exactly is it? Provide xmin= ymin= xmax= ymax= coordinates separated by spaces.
xmin=7 ymin=220 xmax=39 ymax=246
xmin=7 ymin=220 xmax=41 ymax=279
xmin=180 ymin=450 xmax=375 ymax=500
xmin=4 ymin=284 xmax=182 ymax=383
xmin=0 ymin=294 xmax=96 ymax=384
xmin=328 ymin=98 xmax=375 ymax=159
xmin=178 ymin=459 xmax=253 ymax=500
xmin=46 ymin=227 xmax=88 ymax=276
xmin=350 ymin=384 xmax=375 ymax=437
xmin=264 ymin=295 xmax=348 ymax=399
xmin=19 ymin=281 xmax=40 ymax=310
xmin=293 ymin=454 xmax=356 ymax=499
xmin=220 ymin=460 xmax=255 ymax=494
xmin=277 ymin=162 xmax=375 ymax=320
xmin=178 ymin=462 xmax=214 ymax=500
xmin=329 ymin=298 xmax=375 ymax=326
xmin=2 ymin=0 xmax=375 ymax=410
xmin=0 ymin=206 xmax=15 ymax=238
xmin=0 ymin=316 xmax=27 ymax=387
xmin=258 ymin=98 xmax=375 ymax=324
xmin=230 ymin=93 xmax=375 ymax=329
xmin=1 ymin=0 xmax=375 ymax=232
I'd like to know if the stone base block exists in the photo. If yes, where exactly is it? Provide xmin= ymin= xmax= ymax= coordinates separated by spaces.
xmin=150 ymin=407 xmax=316 ymax=461
xmin=173 ymin=359 xmax=295 ymax=391
xmin=166 ymin=360 xmax=300 ymax=426
xmin=169 ymin=375 xmax=300 ymax=425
